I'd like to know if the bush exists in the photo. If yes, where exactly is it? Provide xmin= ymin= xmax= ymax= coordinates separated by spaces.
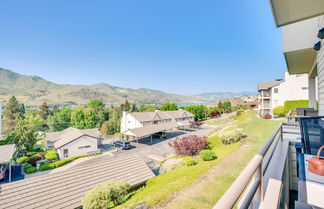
xmin=284 ymin=100 xmax=308 ymax=115
xmin=199 ymin=150 xmax=217 ymax=161
xmin=30 ymin=154 xmax=42 ymax=158
xmin=220 ymin=128 xmax=246 ymax=145
xmin=26 ymin=152 xmax=37 ymax=157
xmin=25 ymin=165 xmax=37 ymax=174
xmin=45 ymin=153 xmax=58 ymax=161
xmin=28 ymin=156 xmax=42 ymax=166
xmin=45 ymin=149 xmax=57 ymax=155
xmin=50 ymin=155 xmax=88 ymax=168
xmin=183 ymin=156 xmax=197 ymax=166
xmin=168 ymin=135 xmax=208 ymax=156
xmin=264 ymin=113 xmax=272 ymax=119
xmin=16 ymin=156 xmax=29 ymax=164
xmin=273 ymin=106 xmax=285 ymax=117
xmin=82 ymin=180 xmax=130 ymax=209
xmin=40 ymin=163 xmax=55 ymax=171
xmin=190 ymin=121 xmax=203 ymax=128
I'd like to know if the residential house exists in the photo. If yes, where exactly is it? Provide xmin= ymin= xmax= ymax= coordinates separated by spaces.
xmin=120 ymin=109 xmax=195 ymax=133
xmin=258 ymin=72 xmax=309 ymax=116
xmin=46 ymin=127 xmax=102 ymax=159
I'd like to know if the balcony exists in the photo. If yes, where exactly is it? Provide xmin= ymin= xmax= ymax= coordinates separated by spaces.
xmin=214 ymin=119 xmax=324 ymax=209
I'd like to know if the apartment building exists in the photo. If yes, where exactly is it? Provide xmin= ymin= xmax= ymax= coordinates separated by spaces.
xmin=120 ymin=109 xmax=194 ymax=133
xmin=258 ymin=72 xmax=309 ymax=116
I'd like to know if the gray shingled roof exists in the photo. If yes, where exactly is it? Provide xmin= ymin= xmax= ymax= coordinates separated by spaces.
xmin=46 ymin=127 xmax=102 ymax=149
xmin=258 ymin=81 xmax=283 ymax=91
xmin=0 ymin=144 xmax=16 ymax=164
xmin=129 ymin=110 xmax=194 ymax=122
xmin=164 ymin=110 xmax=194 ymax=118
xmin=123 ymin=121 xmax=181 ymax=138
xmin=0 ymin=155 xmax=155 ymax=209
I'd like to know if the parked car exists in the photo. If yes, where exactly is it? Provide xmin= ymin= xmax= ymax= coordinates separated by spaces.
xmin=152 ymin=132 xmax=167 ymax=138
xmin=112 ymin=140 xmax=131 ymax=150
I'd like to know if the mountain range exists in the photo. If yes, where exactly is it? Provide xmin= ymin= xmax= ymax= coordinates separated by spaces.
xmin=0 ymin=68 xmax=257 ymax=106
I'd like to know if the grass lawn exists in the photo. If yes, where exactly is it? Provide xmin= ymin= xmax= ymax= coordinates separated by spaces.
xmin=116 ymin=111 xmax=283 ymax=209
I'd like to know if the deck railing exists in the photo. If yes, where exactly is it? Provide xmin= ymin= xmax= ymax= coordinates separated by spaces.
xmin=213 ymin=123 xmax=298 ymax=209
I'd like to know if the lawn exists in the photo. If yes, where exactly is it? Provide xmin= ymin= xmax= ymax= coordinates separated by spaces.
xmin=116 ymin=111 xmax=283 ymax=209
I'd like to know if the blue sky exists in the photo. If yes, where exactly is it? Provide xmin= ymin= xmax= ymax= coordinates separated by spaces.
xmin=0 ymin=0 xmax=286 ymax=95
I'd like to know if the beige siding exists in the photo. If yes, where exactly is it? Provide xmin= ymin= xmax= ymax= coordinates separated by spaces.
xmin=318 ymin=16 xmax=324 ymax=115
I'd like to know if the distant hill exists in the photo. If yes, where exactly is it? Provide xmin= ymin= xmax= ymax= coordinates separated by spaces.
xmin=193 ymin=92 xmax=257 ymax=103
xmin=0 ymin=68 xmax=257 ymax=106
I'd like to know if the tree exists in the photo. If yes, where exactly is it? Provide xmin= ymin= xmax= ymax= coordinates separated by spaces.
xmin=39 ymin=102 xmax=50 ymax=120
xmin=87 ymin=99 xmax=105 ymax=110
xmin=159 ymin=103 xmax=178 ymax=111
xmin=101 ymin=106 xmax=122 ymax=135
xmin=47 ymin=107 xmax=72 ymax=131
xmin=3 ymin=96 xmax=24 ymax=135
xmin=7 ymin=118 xmax=39 ymax=153
xmin=184 ymin=105 xmax=208 ymax=121
xmin=71 ymin=107 xmax=86 ymax=129
xmin=222 ymin=101 xmax=232 ymax=113
xmin=139 ymin=105 xmax=156 ymax=112
xmin=120 ymin=100 xmax=130 ymax=112
xmin=24 ymin=109 xmax=44 ymax=130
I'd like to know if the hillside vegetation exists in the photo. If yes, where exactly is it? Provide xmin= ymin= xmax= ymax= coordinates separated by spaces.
xmin=0 ymin=68 xmax=256 ymax=105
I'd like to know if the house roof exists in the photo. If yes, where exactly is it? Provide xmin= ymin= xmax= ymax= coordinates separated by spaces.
xmin=0 ymin=144 xmax=16 ymax=164
xmin=164 ymin=110 xmax=194 ymax=118
xmin=0 ymin=155 xmax=155 ymax=209
xmin=46 ymin=127 xmax=101 ymax=149
xmin=123 ymin=121 xmax=181 ymax=138
xmin=129 ymin=110 xmax=194 ymax=122
xmin=258 ymin=81 xmax=283 ymax=91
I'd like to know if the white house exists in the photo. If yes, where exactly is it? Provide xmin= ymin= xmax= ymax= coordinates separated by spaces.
xmin=45 ymin=127 xmax=102 ymax=159
xmin=258 ymin=72 xmax=309 ymax=116
xmin=121 ymin=110 xmax=195 ymax=133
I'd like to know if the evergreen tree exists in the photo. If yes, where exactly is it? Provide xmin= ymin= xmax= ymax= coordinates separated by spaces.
xmin=3 ymin=96 xmax=24 ymax=135
xmin=39 ymin=102 xmax=50 ymax=120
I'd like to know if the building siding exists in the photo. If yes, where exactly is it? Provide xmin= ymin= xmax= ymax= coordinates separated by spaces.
xmin=57 ymin=135 xmax=99 ymax=159
xmin=318 ymin=16 xmax=324 ymax=115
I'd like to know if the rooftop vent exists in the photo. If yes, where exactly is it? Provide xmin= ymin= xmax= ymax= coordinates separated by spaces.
xmin=317 ymin=27 xmax=324 ymax=39
xmin=314 ymin=41 xmax=321 ymax=51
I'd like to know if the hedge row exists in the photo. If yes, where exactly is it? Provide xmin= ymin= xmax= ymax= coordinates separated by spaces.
xmin=40 ymin=155 xmax=88 ymax=171
xmin=284 ymin=100 xmax=308 ymax=115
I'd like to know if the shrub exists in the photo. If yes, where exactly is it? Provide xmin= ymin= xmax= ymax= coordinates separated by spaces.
xmin=183 ymin=156 xmax=197 ymax=166
xmin=199 ymin=150 xmax=217 ymax=161
xmin=28 ymin=156 xmax=42 ymax=166
xmin=25 ymin=166 xmax=37 ymax=174
xmin=168 ymin=135 xmax=208 ymax=156
xmin=220 ymin=128 xmax=246 ymax=145
xmin=26 ymin=152 xmax=37 ymax=157
xmin=30 ymin=154 xmax=42 ymax=158
xmin=82 ymin=180 xmax=130 ymax=209
xmin=16 ymin=156 xmax=29 ymax=164
xmin=45 ymin=149 xmax=57 ymax=155
xmin=273 ymin=106 xmax=285 ymax=117
xmin=40 ymin=163 xmax=55 ymax=171
xmin=284 ymin=100 xmax=308 ymax=115
xmin=264 ymin=113 xmax=272 ymax=119
xmin=190 ymin=121 xmax=203 ymax=128
xmin=45 ymin=153 xmax=58 ymax=161
xmin=50 ymin=155 xmax=88 ymax=168
xmin=210 ymin=111 xmax=220 ymax=118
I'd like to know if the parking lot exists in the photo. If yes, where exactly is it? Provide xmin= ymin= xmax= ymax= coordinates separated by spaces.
xmin=101 ymin=124 xmax=213 ymax=164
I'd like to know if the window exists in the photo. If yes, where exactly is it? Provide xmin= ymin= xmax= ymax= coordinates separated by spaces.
xmin=274 ymin=88 xmax=278 ymax=93
xmin=63 ymin=149 xmax=68 ymax=158
xmin=302 ymin=87 xmax=308 ymax=90
xmin=79 ymin=145 xmax=91 ymax=149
